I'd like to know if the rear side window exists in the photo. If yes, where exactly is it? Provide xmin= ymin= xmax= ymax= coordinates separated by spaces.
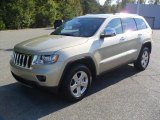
xmin=135 ymin=18 xmax=148 ymax=30
xmin=105 ymin=18 xmax=123 ymax=34
xmin=122 ymin=18 xmax=137 ymax=32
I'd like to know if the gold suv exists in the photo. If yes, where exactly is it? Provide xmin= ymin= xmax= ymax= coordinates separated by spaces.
xmin=10 ymin=13 xmax=152 ymax=101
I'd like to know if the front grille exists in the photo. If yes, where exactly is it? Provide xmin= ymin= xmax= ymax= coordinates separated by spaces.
xmin=13 ymin=52 xmax=32 ymax=68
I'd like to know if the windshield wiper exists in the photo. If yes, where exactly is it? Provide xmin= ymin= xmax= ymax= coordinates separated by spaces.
xmin=60 ymin=33 xmax=75 ymax=36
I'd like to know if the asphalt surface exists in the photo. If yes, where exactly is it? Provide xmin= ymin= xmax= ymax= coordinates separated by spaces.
xmin=0 ymin=28 xmax=160 ymax=120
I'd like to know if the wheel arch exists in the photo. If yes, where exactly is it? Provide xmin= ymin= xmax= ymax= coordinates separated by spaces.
xmin=142 ymin=41 xmax=152 ymax=53
xmin=58 ymin=56 xmax=97 ymax=88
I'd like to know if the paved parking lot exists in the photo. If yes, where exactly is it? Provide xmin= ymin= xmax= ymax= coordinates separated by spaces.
xmin=0 ymin=28 xmax=160 ymax=120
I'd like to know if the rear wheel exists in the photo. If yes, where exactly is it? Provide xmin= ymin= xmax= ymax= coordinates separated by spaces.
xmin=134 ymin=47 xmax=150 ymax=71
xmin=60 ymin=64 xmax=92 ymax=101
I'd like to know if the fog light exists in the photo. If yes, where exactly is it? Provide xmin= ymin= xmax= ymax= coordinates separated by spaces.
xmin=36 ymin=75 xmax=46 ymax=82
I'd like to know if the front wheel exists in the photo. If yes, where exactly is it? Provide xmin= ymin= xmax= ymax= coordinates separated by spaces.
xmin=134 ymin=47 xmax=150 ymax=71
xmin=60 ymin=64 xmax=92 ymax=101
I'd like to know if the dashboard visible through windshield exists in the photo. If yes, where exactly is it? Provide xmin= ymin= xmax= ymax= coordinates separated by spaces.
xmin=52 ymin=17 xmax=105 ymax=37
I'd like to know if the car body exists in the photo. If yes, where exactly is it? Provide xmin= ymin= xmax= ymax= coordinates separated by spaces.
xmin=10 ymin=13 xmax=152 ymax=101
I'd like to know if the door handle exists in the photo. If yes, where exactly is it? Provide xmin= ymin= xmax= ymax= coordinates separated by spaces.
xmin=138 ymin=34 xmax=142 ymax=37
xmin=120 ymin=37 xmax=125 ymax=42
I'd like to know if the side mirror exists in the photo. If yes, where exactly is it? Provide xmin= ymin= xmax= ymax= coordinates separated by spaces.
xmin=100 ymin=28 xmax=116 ymax=39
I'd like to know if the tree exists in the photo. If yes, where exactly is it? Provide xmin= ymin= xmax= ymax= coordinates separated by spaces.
xmin=103 ymin=0 xmax=112 ymax=13
xmin=140 ymin=0 xmax=145 ymax=4
xmin=81 ymin=0 xmax=101 ymax=14
xmin=34 ymin=0 xmax=57 ymax=27
xmin=0 ymin=0 xmax=6 ymax=29
xmin=148 ymin=0 xmax=160 ymax=4
xmin=154 ymin=0 xmax=159 ymax=4
xmin=4 ymin=0 xmax=35 ymax=29
xmin=121 ymin=0 xmax=135 ymax=9
xmin=57 ymin=0 xmax=83 ymax=20
xmin=1 ymin=0 xmax=122 ymax=30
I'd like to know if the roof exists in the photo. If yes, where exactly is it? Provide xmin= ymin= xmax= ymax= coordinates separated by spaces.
xmin=115 ymin=13 xmax=139 ymax=17
xmin=78 ymin=13 xmax=140 ymax=19
xmin=79 ymin=14 xmax=113 ymax=18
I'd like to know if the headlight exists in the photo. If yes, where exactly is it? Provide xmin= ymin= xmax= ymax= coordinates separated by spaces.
xmin=32 ymin=54 xmax=59 ymax=65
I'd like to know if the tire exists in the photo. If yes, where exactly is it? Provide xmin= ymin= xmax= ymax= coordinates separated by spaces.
xmin=60 ymin=64 xmax=92 ymax=102
xmin=134 ymin=47 xmax=150 ymax=71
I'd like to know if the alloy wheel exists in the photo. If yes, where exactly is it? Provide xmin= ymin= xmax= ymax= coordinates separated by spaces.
xmin=70 ymin=71 xmax=88 ymax=98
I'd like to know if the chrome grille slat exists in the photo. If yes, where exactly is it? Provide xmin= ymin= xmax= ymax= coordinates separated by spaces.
xmin=16 ymin=53 xmax=19 ymax=65
xmin=26 ymin=56 xmax=29 ymax=68
xmin=15 ymin=53 xmax=17 ymax=64
xmin=22 ymin=55 xmax=25 ymax=67
xmin=18 ymin=54 xmax=22 ymax=65
xmin=13 ymin=52 xmax=16 ymax=63
xmin=13 ymin=52 xmax=32 ymax=69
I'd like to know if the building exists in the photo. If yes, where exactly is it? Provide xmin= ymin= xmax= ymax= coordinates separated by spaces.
xmin=125 ymin=3 xmax=160 ymax=29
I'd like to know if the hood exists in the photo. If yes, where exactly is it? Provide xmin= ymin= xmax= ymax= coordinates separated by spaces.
xmin=14 ymin=35 xmax=88 ymax=54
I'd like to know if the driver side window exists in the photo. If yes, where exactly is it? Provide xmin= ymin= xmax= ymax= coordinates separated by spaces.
xmin=105 ymin=18 xmax=123 ymax=35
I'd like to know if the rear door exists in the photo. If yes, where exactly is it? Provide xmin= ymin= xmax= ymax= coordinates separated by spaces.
xmin=134 ymin=17 xmax=152 ymax=57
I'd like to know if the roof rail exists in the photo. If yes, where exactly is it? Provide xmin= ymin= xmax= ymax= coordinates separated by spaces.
xmin=115 ymin=13 xmax=139 ymax=16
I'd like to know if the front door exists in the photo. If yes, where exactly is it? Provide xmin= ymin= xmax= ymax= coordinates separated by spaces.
xmin=98 ymin=18 xmax=125 ymax=73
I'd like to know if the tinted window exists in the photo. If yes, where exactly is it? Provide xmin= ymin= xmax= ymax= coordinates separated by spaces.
xmin=135 ymin=18 xmax=148 ymax=30
xmin=52 ymin=18 xmax=105 ymax=37
xmin=122 ymin=18 xmax=137 ymax=32
xmin=105 ymin=18 xmax=123 ymax=34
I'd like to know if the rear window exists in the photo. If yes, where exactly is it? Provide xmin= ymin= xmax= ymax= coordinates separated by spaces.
xmin=134 ymin=18 xmax=148 ymax=30
xmin=122 ymin=18 xmax=137 ymax=32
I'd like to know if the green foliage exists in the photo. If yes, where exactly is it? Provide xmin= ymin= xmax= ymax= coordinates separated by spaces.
xmin=4 ymin=0 xmax=35 ymax=29
xmin=33 ymin=0 xmax=57 ymax=27
xmin=140 ymin=0 xmax=145 ymax=4
xmin=58 ymin=0 xmax=83 ymax=20
xmin=1 ymin=0 xmax=83 ymax=29
xmin=81 ymin=0 xmax=101 ymax=14
xmin=0 ymin=2 xmax=5 ymax=30
xmin=0 ymin=20 xmax=5 ymax=30
xmin=1 ymin=0 xmax=148 ymax=30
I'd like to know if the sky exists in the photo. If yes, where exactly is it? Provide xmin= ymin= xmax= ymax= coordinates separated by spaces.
xmin=98 ymin=0 xmax=117 ymax=5
xmin=99 ymin=0 xmax=106 ymax=5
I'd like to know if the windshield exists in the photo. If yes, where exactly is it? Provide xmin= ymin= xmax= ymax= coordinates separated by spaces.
xmin=51 ymin=17 xmax=105 ymax=37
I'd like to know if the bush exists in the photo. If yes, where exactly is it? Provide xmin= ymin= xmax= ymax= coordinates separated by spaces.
xmin=0 ymin=20 xmax=5 ymax=30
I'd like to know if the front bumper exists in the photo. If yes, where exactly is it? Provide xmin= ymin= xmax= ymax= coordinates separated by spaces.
xmin=10 ymin=60 xmax=63 ymax=87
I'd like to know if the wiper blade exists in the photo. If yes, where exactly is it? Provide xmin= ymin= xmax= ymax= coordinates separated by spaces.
xmin=60 ymin=33 xmax=75 ymax=36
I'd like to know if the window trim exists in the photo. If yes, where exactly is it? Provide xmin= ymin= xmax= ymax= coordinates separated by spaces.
xmin=120 ymin=18 xmax=124 ymax=33
xmin=133 ymin=18 xmax=138 ymax=30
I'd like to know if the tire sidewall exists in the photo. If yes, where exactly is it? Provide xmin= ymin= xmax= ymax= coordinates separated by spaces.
xmin=62 ymin=64 xmax=92 ymax=101
xmin=140 ymin=47 xmax=150 ymax=69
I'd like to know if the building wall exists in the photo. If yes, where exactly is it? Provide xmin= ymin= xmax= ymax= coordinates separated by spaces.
xmin=125 ymin=3 xmax=160 ymax=29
